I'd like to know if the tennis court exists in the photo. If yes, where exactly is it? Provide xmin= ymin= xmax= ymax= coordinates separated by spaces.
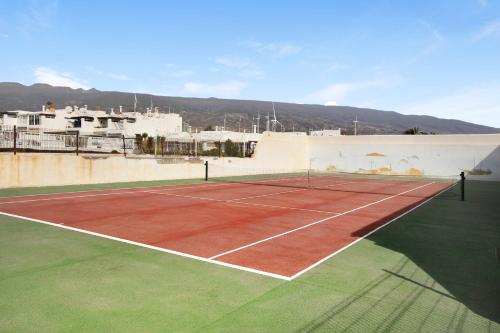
xmin=0 ymin=172 xmax=455 ymax=280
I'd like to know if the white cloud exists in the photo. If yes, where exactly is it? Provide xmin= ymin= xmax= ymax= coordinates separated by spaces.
xmin=182 ymin=81 xmax=245 ymax=98
xmin=472 ymin=19 xmax=500 ymax=40
xmin=102 ymin=72 xmax=129 ymax=80
xmin=34 ymin=66 xmax=90 ymax=89
xmin=305 ymin=83 xmax=356 ymax=104
xmin=160 ymin=64 xmax=197 ymax=78
xmin=398 ymin=83 xmax=500 ymax=127
xmin=325 ymin=63 xmax=349 ymax=73
xmin=215 ymin=57 xmax=265 ymax=78
xmin=324 ymin=101 xmax=337 ymax=106
xmin=170 ymin=70 xmax=196 ymax=78
xmin=422 ymin=21 xmax=444 ymax=43
xmin=18 ymin=0 xmax=58 ymax=35
xmin=241 ymin=41 xmax=303 ymax=57
xmin=86 ymin=66 xmax=129 ymax=80
xmin=301 ymin=77 xmax=399 ymax=105
xmin=215 ymin=57 xmax=250 ymax=69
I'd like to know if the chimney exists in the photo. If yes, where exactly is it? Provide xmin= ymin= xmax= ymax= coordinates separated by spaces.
xmin=119 ymin=105 xmax=123 ymax=113
xmin=42 ymin=105 xmax=46 ymax=112
xmin=84 ymin=105 xmax=88 ymax=111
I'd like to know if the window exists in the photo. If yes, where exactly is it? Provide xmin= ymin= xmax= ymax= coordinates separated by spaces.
xmin=28 ymin=114 xmax=40 ymax=126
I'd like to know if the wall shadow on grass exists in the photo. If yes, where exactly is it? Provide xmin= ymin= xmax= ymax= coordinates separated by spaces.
xmin=363 ymin=181 xmax=500 ymax=323
xmin=296 ymin=181 xmax=499 ymax=332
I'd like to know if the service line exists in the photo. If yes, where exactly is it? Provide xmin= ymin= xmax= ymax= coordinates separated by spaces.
xmin=209 ymin=182 xmax=435 ymax=260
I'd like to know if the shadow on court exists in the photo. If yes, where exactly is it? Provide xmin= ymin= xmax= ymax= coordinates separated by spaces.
xmin=295 ymin=181 xmax=500 ymax=332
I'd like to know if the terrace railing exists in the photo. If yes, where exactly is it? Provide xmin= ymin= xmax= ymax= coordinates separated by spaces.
xmin=0 ymin=125 xmax=135 ymax=155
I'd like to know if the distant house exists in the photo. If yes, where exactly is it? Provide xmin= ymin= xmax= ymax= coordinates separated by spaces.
xmin=310 ymin=129 xmax=342 ymax=136
xmin=0 ymin=105 xmax=182 ymax=137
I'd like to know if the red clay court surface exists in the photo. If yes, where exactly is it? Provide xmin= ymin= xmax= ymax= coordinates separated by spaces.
xmin=0 ymin=176 xmax=453 ymax=280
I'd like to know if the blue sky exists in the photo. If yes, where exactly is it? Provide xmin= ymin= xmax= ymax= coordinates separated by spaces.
xmin=1 ymin=0 xmax=500 ymax=127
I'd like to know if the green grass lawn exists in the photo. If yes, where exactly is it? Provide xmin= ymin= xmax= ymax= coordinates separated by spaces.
xmin=0 ymin=180 xmax=499 ymax=332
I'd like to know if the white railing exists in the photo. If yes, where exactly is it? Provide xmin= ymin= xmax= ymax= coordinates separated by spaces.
xmin=0 ymin=126 xmax=135 ymax=153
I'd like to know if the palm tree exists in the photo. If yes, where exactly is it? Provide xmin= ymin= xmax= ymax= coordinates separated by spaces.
xmin=403 ymin=126 xmax=420 ymax=135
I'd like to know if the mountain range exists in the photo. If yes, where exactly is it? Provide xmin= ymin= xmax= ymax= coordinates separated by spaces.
xmin=0 ymin=82 xmax=498 ymax=134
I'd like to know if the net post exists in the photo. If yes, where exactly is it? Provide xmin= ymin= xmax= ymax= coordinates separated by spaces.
xmin=75 ymin=132 xmax=79 ymax=156
xmin=13 ymin=125 xmax=17 ymax=155
xmin=460 ymin=171 xmax=465 ymax=201
xmin=122 ymin=135 xmax=127 ymax=157
xmin=205 ymin=161 xmax=208 ymax=181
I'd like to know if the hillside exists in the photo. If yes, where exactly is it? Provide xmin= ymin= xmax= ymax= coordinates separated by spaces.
xmin=0 ymin=82 xmax=498 ymax=134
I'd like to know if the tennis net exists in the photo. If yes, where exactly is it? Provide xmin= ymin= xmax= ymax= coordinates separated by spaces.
xmin=205 ymin=163 xmax=462 ymax=196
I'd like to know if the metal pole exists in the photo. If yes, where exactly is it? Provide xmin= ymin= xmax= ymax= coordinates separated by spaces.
xmin=76 ymin=132 xmax=79 ymax=156
xmin=205 ymin=161 xmax=208 ymax=181
xmin=460 ymin=171 xmax=465 ymax=201
xmin=122 ymin=135 xmax=127 ymax=157
xmin=13 ymin=125 xmax=17 ymax=155
xmin=154 ymin=135 xmax=157 ymax=158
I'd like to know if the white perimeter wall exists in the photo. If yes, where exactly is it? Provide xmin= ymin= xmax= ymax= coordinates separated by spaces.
xmin=252 ymin=133 xmax=500 ymax=180
xmin=2 ymin=132 xmax=499 ymax=188
xmin=0 ymin=154 xmax=205 ymax=188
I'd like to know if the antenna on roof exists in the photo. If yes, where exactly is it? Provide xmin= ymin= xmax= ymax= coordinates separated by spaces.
xmin=271 ymin=102 xmax=284 ymax=132
xmin=134 ymin=94 xmax=137 ymax=113
xmin=256 ymin=112 xmax=261 ymax=133
xmin=353 ymin=115 xmax=358 ymax=136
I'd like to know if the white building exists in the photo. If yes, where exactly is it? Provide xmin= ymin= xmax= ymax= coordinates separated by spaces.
xmin=310 ymin=129 xmax=342 ymax=136
xmin=0 ymin=105 xmax=182 ymax=137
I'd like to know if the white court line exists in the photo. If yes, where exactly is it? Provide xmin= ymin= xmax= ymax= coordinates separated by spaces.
xmin=0 ymin=190 xmax=149 ymax=205
xmin=0 ymin=182 xmax=232 ymax=204
xmin=0 ymin=181 xmax=214 ymax=200
xmin=0 ymin=178 xmax=385 ymax=206
xmin=143 ymin=179 xmax=361 ymax=214
xmin=142 ymin=190 xmax=223 ymax=202
xmin=229 ymin=201 xmax=338 ymax=214
xmin=142 ymin=190 xmax=339 ymax=214
xmin=226 ymin=180 xmax=356 ymax=202
xmin=0 ymin=181 xmax=454 ymax=281
xmin=0 ymin=175 xmax=332 ymax=205
xmin=0 ymin=179 xmax=296 ymax=206
xmin=227 ymin=188 xmax=307 ymax=201
xmin=209 ymin=182 xmax=435 ymax=260
xmin=0 ymin=211 xmax=291 ymax=281
xmin=0 ymin=174 xmax=422 ymax=205
xmin=289 ymin=181 xmax=457 ymax=279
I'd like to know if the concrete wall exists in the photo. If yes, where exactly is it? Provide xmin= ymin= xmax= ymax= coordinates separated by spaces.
xmin=250 ymin=133 xmax=500 ymax=180
xmin=252 ymin=132 xmax=310 ymax=169
xmin=2 ymin=133 xmax=499 ymax=189
xmin=0 ymin=154 xmax=205 ymax=188
xmin=308 ymin=134 xmax=500 ymax=180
